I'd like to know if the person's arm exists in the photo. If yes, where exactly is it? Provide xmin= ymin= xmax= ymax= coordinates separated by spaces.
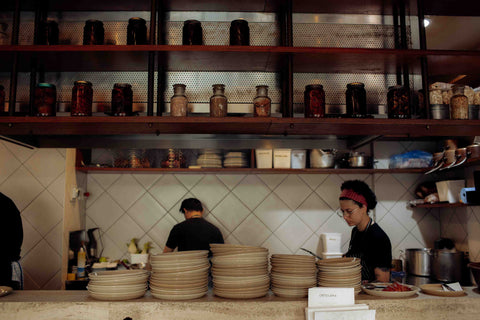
xmin=164 ymin=225 xmax=178 ymax=253
xmin=374 ymin=267 xmax=390 ymax=282
xmin=163 ymin=246 xmax=174 ymax=253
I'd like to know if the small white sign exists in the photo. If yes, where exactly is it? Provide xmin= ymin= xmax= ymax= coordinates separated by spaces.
xmin=308 ymin=287 xmax=355 ymax=308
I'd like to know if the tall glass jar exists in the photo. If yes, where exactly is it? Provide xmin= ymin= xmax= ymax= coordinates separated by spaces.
xmin=127 ymin=17 xmax=147 ymax=45
xmin=210 ymin=84 xmax=228 ymax=117
xmin=450 ymin=85 xmax=469 ymax=120
xmin=83 ymin=20 xmax=104 ymax=45
xmin=387 ymin=85 xmax=410 ymax=119
xmin=345 ymin=82 xmax=367 ymax=117
xmin=111 ymin=83 xmax=133 ymax=116
xmin=0 ymin=84 xmax=4 ymax=112
xmin=71 ymin=81 xmax=93 ymax=116
xmin=170 ymin=84 xmax=188 ymax=117
xmin=253 ymin=85 xmax=271 ymax=117
xmin=304 ymin=84 xmax=325 ymax=118
xmin=34 ymin=83 xmax=57 ymax=116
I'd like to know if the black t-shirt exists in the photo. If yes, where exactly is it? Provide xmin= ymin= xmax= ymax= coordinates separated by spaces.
xmin=345 ymin=221 xmax=392 ymax=281
xmin=165 ymin=218 xmax=224 ymax=253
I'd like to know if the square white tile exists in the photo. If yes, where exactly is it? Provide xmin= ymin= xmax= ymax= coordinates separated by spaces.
xmin=377 ymin=213 xmax=408 ymax=250
xmin=190 ymin=175 xmax=229 ymax=211
xmin=0 ymin=142 xmax=21 ymax=185
xmin=47 ymin=172 xmax=66 ymax=206
xmin=254 ymin=193 xmax=292 ymax=232
xmin=2 ymin=140 xmax=36 ymax=163
xmin=149 ymin=175 xmax=189 ymax=211
xmin=204 ymin=213 xmax=230 ymax=242
xmin=106 ymin=214 xmax=145 ymax=253
xmin=127 ymin=192 xmax=167 ymax=232
xmin=21 ymin=239 xmax=62 ymax=288
xmin=315 ymin=174 xmax=344 ymax=210
xmin=132 ymin=173 xmax=162 ymax=190
xmin=298 ymin=174 xmax=328 ymax=191
xmin=85 ymin=174 xmax=105 ymax=208
xmin=0 ymin=166 xmax=44 ymax=211
xmin=374 ymin=174 xmax=408 ymax=211
xmin=394 ymin=234 xmax=424 ymax=259
xmin=100 ymin=233 xmax=126 ymax=262
xmin=257 ymin=174 xmax=287 ymax=190
xmin=20 ymin=218 xmax=42 ymax=257
xmin=44 ymin=221 xmax=63 ymax=255
xmin=216 ymin=174 xmax=246 ymax=190
xmin=175 ymin=173 xmax=205 ymax=190
xmin=90 ymin=172 xmax=121 ymax=190
xmin=86 ymin=192 xmax=125 ymax=232
xmin=22 ymin=190 xmax=64 ymax=236
xmin=24 ymin=149 xmax=65 ymax=188
xmin=232 ymin=215 xmax=271 ymax=247
xmin=262 ymin=234 xmax=292 ymax=255
xmin=232 ymin=175 xmax=271 ymax=211
xmin=211 ymin=193 xmax=251 ymax=232
xmin=295 ymin=192 xmax=333 ymax=230
xmin=107 ymin=174 xmax=146 ymax=211
xmin=297 ymin=233 xmax=322 ymax=256
xmin=147 ymin=214 xmax=178 ymax=251
xmin=273 ymin=175 xmax=313 ymax=211
xmin=275 ymin=214 xmax=312 ymax=253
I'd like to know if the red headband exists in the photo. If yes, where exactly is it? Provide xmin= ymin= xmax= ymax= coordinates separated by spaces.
xmin=340 ymin=189 xmax=368 ymax=208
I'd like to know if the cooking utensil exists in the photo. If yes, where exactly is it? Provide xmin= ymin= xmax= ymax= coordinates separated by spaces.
xmin=310 ymin=149 xmax=336 ymax=168
xmin=425 ymin=152 xmax=444 ymax=174
xmin=405 ymin=248 xmax=432 ymax=276
xmin=467 ymin=144 xmax=480 ymax=159
xmin=300 ymin=248 xmax=321 ymax=260
xmin=439 ymin=149 xmax=457 ymax=170
xmin=451 ymin=147 xmax=467 ymax=168
xmin=432 ymin=250 xmax=464 ymax=282
xmin=363 ymin=283 xmax=388 ymax=289
xmin=348 ymin=152 xmax=373 ymax=168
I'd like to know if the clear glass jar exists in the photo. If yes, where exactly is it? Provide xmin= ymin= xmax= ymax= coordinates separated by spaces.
xmin=253 ymin=85 xmax=271 ymax=117
xmin=210 ymin=84 xmax=228 ymax=117
xmin=345 ymin=82 xmax=367 ymax=117
xmin=387 ymin=85 xmax=410 ymax=119
xmin=71 ymin=81 xmax=93 ymax=116
xmin=34 ymin=83 xmax=57 ymax=116
xmin=170 ymin=84 xmax=188 ymax=117
xmin=304 ymin=84 xmax=325 ymax=118
xmin=429 ymin=89 xmax=443 ymax=105
xmin=450 ymin=85 xmax=469 ymax=120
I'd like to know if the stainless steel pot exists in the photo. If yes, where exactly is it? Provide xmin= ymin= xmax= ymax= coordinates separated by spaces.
xmin=310 ymin=149 xmax=336 ymax=168
xmin=406 ymin=248 xmax=432 ymax=276
xmin=348 ymin=152 xmax=372 ymax=168
xmin=432 ymin=250 xmax=464 ymax=282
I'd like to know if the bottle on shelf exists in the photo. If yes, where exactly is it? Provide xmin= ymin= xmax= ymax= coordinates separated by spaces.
xmin=34 ymin=83 xmax=57 ymax=117
xmin=210 ymin=84 xmax=228 ymax=117
xmin=38 ymin=20 xmax=59 ymax=45
xmin=83 ymin=20 xmax=104 ymax=45
xmin=111 ymin=83 xmax=133 ymax=116
xmin=345 ymin=82 xmax=367 ymax=117
xmin=253 ymin=85 xmax=271 ymax=117
xmin=127 ymin=17 xmax=147 ymax=45
xmin=304 ymin=84 xmax=325 ymax=118
xmin=182 ymin=20 xmax=203 ymax=45
xmin=450 ymin=85 xmax=469 ymax=120
xmin=77 ymin=246 xmax=86 ymax=280
xmin=230 ymin=19 xmax=249 ymax=46
xmin=387 ymin=85 xmax=410 ymax=119
xmin=71 ymin=81 xmax=93 ymax=116
xmin=170 ymin=84 xmax=188 ymax=117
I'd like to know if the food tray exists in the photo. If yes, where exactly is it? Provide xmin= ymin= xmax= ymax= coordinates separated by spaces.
xmin=420 ymin=284 xmax=467 ymax=297
xmin=361 ymin=283 xmax=419 ymax=298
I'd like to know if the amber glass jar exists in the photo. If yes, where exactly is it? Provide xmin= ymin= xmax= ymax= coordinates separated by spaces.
xmin=34 ymin=83 xmax=56 ymax=116
xmin=71 ymin=81 xmax=93 ymax=116
xmin=83 ymin=20 xmax=104 ymax=45
xmin=210 ymin=84 xmax=228 ymax=117
xmin=170 ymin=84 xmax=188 ymax=117
xmin=387 ymin=85 xmax=410 ymax=119
xmin=230 ymin=19 xmax=249 ymax=45
xmin=127 ymin=17 xmax=147 ymax=45
xmin=182 ymin=20 xmax=202 ymax=45
xmin=253 ymin=85 xmax=271 ymax=117
xmin=345 ymin=82 xmax=367 ymax=117
xmin=111 ymin=83 xmax=133 ymax=116
xmin=450 ymin=85 xmax=468 ymax=120
xmin=304 ymin=84 xmax=325 ymax=118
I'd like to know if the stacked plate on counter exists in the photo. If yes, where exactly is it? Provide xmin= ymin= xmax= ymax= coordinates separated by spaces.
xmin=196 ymin=150 xmax=222 ymax=168
xmin=149 ymin=250 xmax=209 ymax=300
xmin=317 ymin=257 xmax=362 ymax=294
xmin=223 ymin=151 xmax=249 ymax=168
xmin=210 ymin=244 xmax=270 ymax=299
xmin=270 ymin=254 xmax=317 ymax=298
xmin=87 ymin=269 xmax=149 ymax=301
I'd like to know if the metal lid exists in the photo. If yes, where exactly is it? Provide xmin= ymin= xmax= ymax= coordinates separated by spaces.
xmin=231 ymin=19 xmax=248 ymax=26
xmin=114 ymin=83 xmax=132 ymax=88
xmin=74 ymin=80 xmax=92 ymax=86
xmin=37 ymin=83 xmax=56 ymax=88
xmin=173 ymin=83 xmax=186 ymax=88
xmin=128 ymin=17 xmax=146 ymax=24
xmin=85 ymin=19 xmax=103 ymax=25
xmin=347 ymin=82 xmax=365 ymax=88
xmin=305 ymin=84 xmax=323 ymax=90
xmin=184 ymin=19 xmax=201 ymax=25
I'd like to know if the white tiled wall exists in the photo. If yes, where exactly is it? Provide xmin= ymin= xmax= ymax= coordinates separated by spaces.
xmin=0 ymin=141 xmax=66 ymax=289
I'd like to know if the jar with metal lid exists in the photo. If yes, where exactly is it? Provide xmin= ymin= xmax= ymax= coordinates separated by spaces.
xmin=83 ymin=19 xmax=104 ymax=45
xmin=170 ymin=84 xmax=188 ymax=117
xmin=38 ymin=20 xmax=59 ymax=45
xmin=345 ymin=82 xmax=367 ymax=117
xmin=111 ymin=83 xmax=133 ymax=116
xmin=387 ymin=85 xmax=410 ymax=119
xmin=429 ymin=89 xmax=443 ymax=105
xmin=0 ymin=84 xmax=5 ymax=112
xmin=253 ymin=85 xmax=271 ymax=117
xmin=182 ymin=20 xmax=202 ymax=45
xmin=71 ymin=81 xmax=93 ymax=116
xmin=450 ymin=85 xmax=468 ymax=120
xmin=34 ymin=83 xmax=56 ymax=116
xmin=127 ymin=17 xmax=147 ymax=45
xmin=230 ymin=19 xmax=249 ymax=46
xmin=210 ymin=84 xmax=228 ymax=117
xmin=304 ymin=84 xmax=325 ymax=118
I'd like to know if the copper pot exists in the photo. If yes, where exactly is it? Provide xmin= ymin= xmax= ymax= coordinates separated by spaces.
xmin=467 ymin=144 xmax=480 ymax=159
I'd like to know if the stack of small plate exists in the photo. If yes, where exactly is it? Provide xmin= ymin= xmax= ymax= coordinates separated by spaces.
xmin=87 ymin=269 xmax=149 ymax=301
xmin=197 ymin=150 xmax=222 ymax=168
xmin=270 ymin=254 xmax=317 ymax=298
xmin=149 ymin=250 xmax=209 ymax=300
xmin=210 ymin=244 xmax=270 ymax=299
xmin=316 ymin=257 xmax=362 ymax=294
xmin=223 ymin=152 xmax=249 ymax=168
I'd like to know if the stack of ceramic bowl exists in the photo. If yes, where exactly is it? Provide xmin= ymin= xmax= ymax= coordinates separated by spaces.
xmin=316 ymin=257 xmax=362 ymax=294
xmin=196 ymin=150 xmax=222 ymax=168
xmin=87 ymin=269 xmax=149 ymax=301
xmin=270 ymin=254 xmax=317 ymax=298
xmin=149 ymin=250 xmax=209 ymax=300
xmin=223 ymin=151 xmax=248 ymax=168
xmin=210 ymin=244 xmax=270 ymax=299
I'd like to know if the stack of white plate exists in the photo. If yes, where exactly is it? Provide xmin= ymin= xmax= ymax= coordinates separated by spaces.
xmin=210 ymin=244 xmax=270 ymax=299
xmin=197 ymin=150 xmax=222 ymax=168
xmin=316 ymin=257 xmax=362 ymax=294
xmin=149 ymin=250 xmax=210 ymax=300
xmin=270 ymin=254 xmax=317 ymax=298
xmin=223 ymin=152 xmax=248 ymax=168
xmin=87 ymin=269 xmax=149 ymax=301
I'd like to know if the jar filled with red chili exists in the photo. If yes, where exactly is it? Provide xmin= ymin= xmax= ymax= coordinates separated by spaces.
xmin=387 ymin=85 xmax=410 ymax=119
xmin=111 ymin=83 xmax=133 ymax=116
xmin=304 ymin=84 xmax=325 ymax=118
xmin=71 ymin=81 xmax=93 ymax=116
xmin=34 ymin=83 xmax=56 ymax=116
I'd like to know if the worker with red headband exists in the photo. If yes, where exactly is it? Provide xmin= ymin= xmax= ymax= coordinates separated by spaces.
xmin=338 ymin=180 xmax=392 ymax=282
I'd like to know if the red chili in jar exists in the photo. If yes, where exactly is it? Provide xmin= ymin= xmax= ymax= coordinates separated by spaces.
xmin=304 ymin=84 xmax=325 ymax=118
xmin=111 ymin=83 xmax=133 ymax=116
xmin=71 ymin=81 xmax=93 ymax=116
xmin=34 ymin=83 xmax=56 ymax=116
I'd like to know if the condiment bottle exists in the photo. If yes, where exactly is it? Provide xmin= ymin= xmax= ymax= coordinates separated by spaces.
xmin=34 ymin=83 xmax=57 ymax=116
xmin=345 ymin=82 xmax=367 ymax=117
xmin=210 ymin=84 xmax=228 ymax=117
xmin=77 ymin=246 xmax=86 ymax=280
xmin=304 ymin=84 xmax=325 ymax=118
xmin=111 ymin=83 xmax=133 ymax=116
xmin=71 ymin=81 xmax=93 ymax=116
xmin=450 ymin=85 xmax=468 ymax=120
xmin=170 ymin=84 xmax=188 ymax=117
xmin=387 ymin=85 xmax=410 ymax=119
xmin=253 ymin=85 xmax=271 ymax=117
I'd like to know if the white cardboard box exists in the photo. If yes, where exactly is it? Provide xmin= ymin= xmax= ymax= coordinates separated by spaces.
xmin=435 ymin=180 xmax=465 ymax=203
xmin=274 ymin=149 xmax=292 ymax=168
xmin=255 ymin=149 xmax=273 ymax=168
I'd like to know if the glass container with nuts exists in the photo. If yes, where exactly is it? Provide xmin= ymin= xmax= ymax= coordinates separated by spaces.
xmin=450 ymin=85 xmax=468 ymax=120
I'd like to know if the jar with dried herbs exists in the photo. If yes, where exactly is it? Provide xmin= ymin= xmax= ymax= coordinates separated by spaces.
xmin=450 ymin=85 xmax=468 ymax=120
xmin=170 ymin=84 xmax=188 ymax=116
xmin=253 ymin=85 xmax=271 ymax=117
xmin=210 ymin=84 xmax=228 ymax=117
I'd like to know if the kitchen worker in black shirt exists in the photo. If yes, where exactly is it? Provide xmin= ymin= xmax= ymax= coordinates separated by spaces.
xmin=338 ymin=180 xmax=392 ymax=282
xmin=164 ymin=198 xmax=224 ymax=254
xmin=0 ymin=192 xmax=23 ymax=289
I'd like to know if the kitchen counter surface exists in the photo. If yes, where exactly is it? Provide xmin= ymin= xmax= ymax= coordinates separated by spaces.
xmin=1 ymin=287 xmax=480 ymax=320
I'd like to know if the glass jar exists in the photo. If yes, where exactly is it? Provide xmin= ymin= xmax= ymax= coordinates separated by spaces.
xmin=345 ymin=82 xmax=367 ymax=117
xmin=111 ymin=83 xmax=133 ymax=116
xmin=127 ymin=17 xmax=147 ymax=45
xmin=450 ymin=85 xmax=469 ymax=120
xmin=34 ymin=83 xmax=56 ymax=116
xmin=253 ymin=85 xmax=271 ymax=117
xmin=304 ymin=84 xmax=325 ymax=118
xmin=230 ymin=19 xmax=249 ymax=46
xmin=182 ymin=20 xmax=202 ymax=45
xmin=38 ymin=20 xmax=59 ymax=45
xmin=429 ymin=89 xmax=443 ymax=105
xmin=71 ymin=81 xmax=93 ymax=116
xmin=210 ymin=84 xmax=228 ymax=117
xmin=170 ymin=84 xmax=188 ymax=117
xmin=83 ymin=20 xmax=104 ymax=45
xmin=0 ymin=84 xmax=5 ymax=112
xmin=387 ymin=85 xmax=410 ymax=119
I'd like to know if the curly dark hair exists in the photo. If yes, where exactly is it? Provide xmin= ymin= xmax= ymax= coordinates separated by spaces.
xmin=340 ymin=180 xmax=377 ymax=211
xmin=179 ymin=198 xmax=203 ymax=214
